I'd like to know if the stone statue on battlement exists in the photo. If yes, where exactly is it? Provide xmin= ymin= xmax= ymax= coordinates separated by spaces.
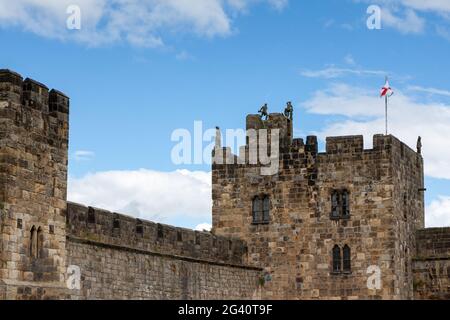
xmin=259 ymin=103 xmax=268 ymax=120
xmin=215 ymin=126 xmax=221 ymax=148
xmin=284 ymin=101 xmax=293 ymax=120
xmin=417 ymin=136 xmax=422 ymax=154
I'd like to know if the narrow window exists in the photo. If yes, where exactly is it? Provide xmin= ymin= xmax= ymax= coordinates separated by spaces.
xmin=331 ymin=190 xmax=350 ymax=219
xmin=404 ymin=247 xmax=408 ymax=274
xmin=342 ymin=190 xmax=350 ymax=218
xmin=331 ymin=191 xmax=340 ymax=218
xmin=262 ymin=196 xmax=270 ymax=223
xmin=87 ymin=207 xmax=96 ymax=224
xmin=343 ymin=245 xmax=351 ymax=272
xmin=332 ymin=245 xmax=341 ymax=273
xmin=252 ymin=196 xmax=262 ymax=223
xmin=177 ymin=230 xmax=183 ymax=242
xmin=30 ymin=226 xmax=37 ymax=258
xmin=136 ymin=220 xmax=143 ymax=235
xmin=17 ymin=219 xmax=22 ymax=229
xmin=113 ymin=218 xmax=120 ymax=229
xmin=36 ymin=227 xmax=43 ymax=259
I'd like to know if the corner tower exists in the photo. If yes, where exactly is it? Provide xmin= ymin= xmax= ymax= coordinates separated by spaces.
xmin=212 ymin=111 xmax=425 ymax=299
xmin=0 ymin=70 xmax=69 ymax=299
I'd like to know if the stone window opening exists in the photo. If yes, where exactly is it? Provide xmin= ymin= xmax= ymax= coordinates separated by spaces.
xmin=87 ymin=207 xmax=96 ymax=224
xmin=30 ymin=225 xmax=37 ymax=258
xmin=37 ymin=227 xmax=43 ymax=259
xmin=331 ymin=191 xmax=340 ymax=218
xmin=252 ymin=195 xmax=270 ymax=224
xmin=403 ymin=193 xmax=408 ymax=221
xmin=136 ymin=220 xmax=143 ymax=235
xmin=332 ymin=245 xmax=341 ymax=273
xmin=332 ymin=245 xmax=352 ymax=274
xmin=17 ymin=218 xmax=22 ymax=229
xmin=342 ymin=190 xmax=350 ymax=218
xmin=343 ymin=245 xmax=351 ymax=273
xmin=330 ymin=189 xmax=350 ymax=220
xmin=263 ymin=196 xmax=270 ymax=222
xmin=177 ymin=230 xmax=183 ymax=242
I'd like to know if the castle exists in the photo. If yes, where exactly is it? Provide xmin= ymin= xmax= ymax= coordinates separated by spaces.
xmin=0 ymin=69 xmax=449 ymax=300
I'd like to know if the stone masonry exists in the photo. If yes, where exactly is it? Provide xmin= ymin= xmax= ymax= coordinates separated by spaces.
xmin=212 ymin=113 xmax=448 ymax=300
xmin=0 ymin=69 xmax=449 ymax=299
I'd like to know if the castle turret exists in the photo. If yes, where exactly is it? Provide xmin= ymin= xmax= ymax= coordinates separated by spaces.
xmin=246 ymin=113 xmax=293 ymax=149
xmin=213 ymin=110 xmax=425 ymax=300
xmin=0 ymin=69 xmax=69 ymax=299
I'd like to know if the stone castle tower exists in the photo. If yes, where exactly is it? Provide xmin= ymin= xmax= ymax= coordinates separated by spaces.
xmin=0 ymin=69 xmax=69 ymax=298
xmin=0 ymin=70 xmax=448 ymax=300
xmin=212 ymin=112 xmax=426 ymax=299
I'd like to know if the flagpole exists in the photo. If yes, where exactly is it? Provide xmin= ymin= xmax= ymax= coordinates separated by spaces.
xmin=385 ymin=94 xmax=388 ymax=135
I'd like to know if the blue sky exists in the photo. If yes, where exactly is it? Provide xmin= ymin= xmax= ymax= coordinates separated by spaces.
xmin=1 ymin=0 xmax=450 ymax=229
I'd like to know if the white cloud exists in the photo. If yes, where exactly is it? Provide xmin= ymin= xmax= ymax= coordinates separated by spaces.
xmin=302 ymin=83 xmax=450 ymax=180
xmin=303 ymin=83 xmax=383 ymax=117
xmin=436 ymin=25 xmax=450 ymax=41
xmin=175 ymin=50 xmax=194 ymax=61
xmin=74 ymin=150 xmax=95 ymax=161
xmin=68 ymin=169 xmax=212 ymax=223
xmin=303 ymin=82 xmax=450 ymax=227
xmin=408 ymin=85 xmax=450 ymax=97
xmin=425 ymin=196 xmax=450 ymax=227
xmin=381 ymin=7 xmax=425 ymax=34
xmin=344 ymin=54 xmax=356 ymax=66
xmin=356 ymin=0 xmax=450 ymax=37
xmin=0 ymin=0 xmax=288 ymax=47
xmin=399 ymin=0 xmax=450 ymax=13
xmin=357 ymin=0 xmax=450 ymax=14
xmin=195 ymin=223 xmax=212 ymax=231
xmin=300 ymin=67 xmax=386 ymax=79
xmin=227 ymin=0 xmax=287 ymax=11
xmin=268 ymin=0 xmax=288 ymax=11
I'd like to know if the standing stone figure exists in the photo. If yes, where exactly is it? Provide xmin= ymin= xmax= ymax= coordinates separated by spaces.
xmin=284 ymin=101 xmax=293 ymax=120
xmin=259 ymin=103 xmax=268 ymax=120
xmin=417 ymin=136 xmax=422 ymax=154
xmin=215 ymin=126 xmax=221 ymax=149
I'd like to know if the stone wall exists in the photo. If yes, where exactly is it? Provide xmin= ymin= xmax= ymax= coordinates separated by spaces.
xmin=0 ymin=69 xmax=261 ymax=300
xmin=65 ymin=202 xmax=262 ymax=299
xmin=390 ymin=135 xmax=425 ymax=299
xmin=0 ymin=69 xmax=69 ymax=299
xmin=413 ymin=227 xmax=450 ymax=300
xmin=1 ymin=69 xmax=447 ymax=300
xmin=212 ymin=114 xmax=425 ymax=300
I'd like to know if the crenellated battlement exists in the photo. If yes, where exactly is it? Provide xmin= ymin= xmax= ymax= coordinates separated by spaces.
xmin=0 ymin=69 xmax=69 ymax=151
xmin=0 ymin=69 xmax=69 ymax=116
xmin=213 ymin=112 xmax=420 ymax=175
xmin=324 ymin=134 xmax=420 ymax=157
xmin=66 ymin=202 xmax=250 ymax=267
xmin=0 ymin=69 xmax=70 ymax=293
xmin=325 ymin=135 xmax=364 ymax=154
